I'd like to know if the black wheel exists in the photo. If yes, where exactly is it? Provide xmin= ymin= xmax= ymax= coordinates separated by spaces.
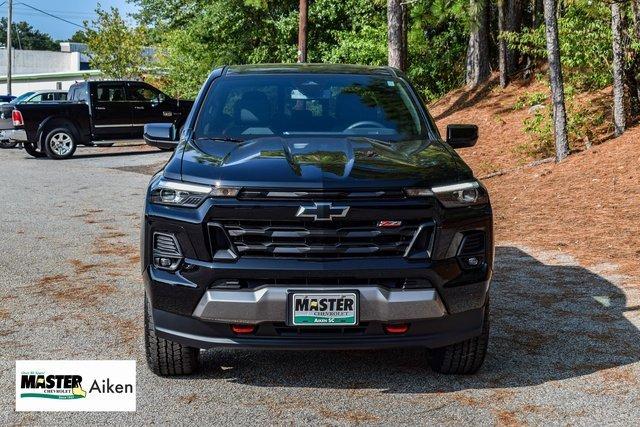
xmin=43 ymin=127 xmax=77 ymax=159
xmin=428 ymin=300 xmax=490 ymax=374
xmin=145 ymin=293 xmax=200 ymax=376
xmin=0 ymin=139 xmax=17 ymax=149
xmin=23 ymin=141 xmax=46 ymax=158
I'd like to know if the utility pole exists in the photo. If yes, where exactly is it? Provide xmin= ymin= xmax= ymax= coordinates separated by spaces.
xmin=6 ymin=0 xmax=12 ymax=95
xmin=297 ymin=0 xmax=307 ymax=63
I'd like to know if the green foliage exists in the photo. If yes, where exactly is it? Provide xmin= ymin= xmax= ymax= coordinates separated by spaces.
xmin=133 ymin=0 xmax=468 ymax=100
xmin=520 ymin=108 xmax=555 ymax=158
xmin=502 ymin=4 xmax=612 ymax=90
xmin=85 ymin=7 xmax=150 ymax=79
xmin=0 ymin=18 xmax=58 ymax=51
xmin=408 ymin=19 xmax=468 ymax=100
xmin=519 ymin=95 xmax=605 ymax=158
xmin=513 ymin=91 xmax=548 ymax=110
xmin=68 ymin=30 xmax=89 ymax=43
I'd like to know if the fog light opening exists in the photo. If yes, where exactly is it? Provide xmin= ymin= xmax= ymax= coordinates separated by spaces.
xmin=158 ymin=257 xmax=172 ymax=268
xmin=384 ymin=324 xmax=409 ymax=334
xmin=231 ymin=324 xmax=256 ymax=335
xmin=153 ymin=256 xmax=182 ymax=271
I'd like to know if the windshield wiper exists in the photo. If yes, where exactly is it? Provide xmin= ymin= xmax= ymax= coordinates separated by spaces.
xmin=195 ymin=136 xmax=245 ymax=143
xmin=347 ymin=136 xmax=395 ymax=147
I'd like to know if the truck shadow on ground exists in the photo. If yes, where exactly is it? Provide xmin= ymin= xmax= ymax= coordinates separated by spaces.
xmin=194 ymin=246 xmax=639 ymax=392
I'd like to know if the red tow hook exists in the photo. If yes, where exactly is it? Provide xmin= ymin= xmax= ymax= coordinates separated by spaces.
xmin=231 ymin=324 xmax=256 ymax=335
xmin=384 ymin=324 xmax=409 ymax=334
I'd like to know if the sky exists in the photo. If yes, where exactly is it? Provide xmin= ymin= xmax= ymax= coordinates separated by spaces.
xmin=0 ymin=0 xmax=139 ymax=41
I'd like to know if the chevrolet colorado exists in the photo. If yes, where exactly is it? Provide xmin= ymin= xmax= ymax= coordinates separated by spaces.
xmin=142 ymin=64 xmax=493 ymax=376
xmin=7 ymin=81 xmax=192 ymax=159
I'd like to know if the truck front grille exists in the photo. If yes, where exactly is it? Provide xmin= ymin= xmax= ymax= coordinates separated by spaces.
xmin=216 ymin=219 xmax=431 ymax=259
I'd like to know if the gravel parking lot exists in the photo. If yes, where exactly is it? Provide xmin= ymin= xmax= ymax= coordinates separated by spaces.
xmin=1 ymin=144 xmax=639 ymax=425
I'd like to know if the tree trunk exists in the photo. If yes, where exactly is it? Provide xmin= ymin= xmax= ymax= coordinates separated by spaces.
xmin=466 ymin=0 xmax=491 ymax=87
xmin=611 ymin=2 xmax=626 ymax=136
xmin=630 ymin=0 xmax=640 ymax=114
xmin=506 ymin=0 xmax=524 ymax=73
xmin=542 ymin=0 xmax=569 ymax=162
xmin=498 ymin=0 xmax=508 ymax=88
xmin=401 ymin=1 xmax=409 ymax=71
xmin=387 ymin=0 xmax=404 ymax=70
xmin=533 ymin=0 xmax=543 ymax=28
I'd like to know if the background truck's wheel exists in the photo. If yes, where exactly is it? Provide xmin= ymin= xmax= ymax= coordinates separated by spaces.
xmin=0 ymin=140 xmax=17 ymax=149
xmin=23 ymin=141 xmax=46 ymax=158
xmin=145 ymin=293 xmax=200 ymax=376
xmin=43 ymin=127 xmax=77 ymax=160
xmin=428 ymin=300 xmax=490 ymax=375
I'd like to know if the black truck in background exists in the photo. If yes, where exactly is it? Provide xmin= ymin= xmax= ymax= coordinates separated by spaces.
xmin=7 ymin=80 xmax=193 ymax=159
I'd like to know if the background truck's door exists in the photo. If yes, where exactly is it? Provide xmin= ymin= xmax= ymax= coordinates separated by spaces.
xmin=91 ymin=82 xmax=132 ymax=139
xmin=126 ymin=82 xmax=175 ymax=137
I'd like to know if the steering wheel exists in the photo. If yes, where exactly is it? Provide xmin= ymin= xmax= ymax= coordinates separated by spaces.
xmin=344 ymin=121 xmax=386 ymax=131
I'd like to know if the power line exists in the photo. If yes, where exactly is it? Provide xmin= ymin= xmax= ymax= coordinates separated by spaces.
xmin=15 ymin=1 xmax=83 ymax=28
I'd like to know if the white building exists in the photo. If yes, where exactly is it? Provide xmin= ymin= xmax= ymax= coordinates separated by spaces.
xmin=0 ymin=43 xmax=102 ymax=96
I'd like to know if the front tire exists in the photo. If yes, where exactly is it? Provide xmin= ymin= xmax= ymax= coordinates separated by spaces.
xmin=23 ymin=141 xmax=46 ymax=158
xmin=428 ymin=300 xmax=490 ymax=374
xmin=145 ymin=294 xmax=200 ymax=376
xmin=43 ymin=127 xmax=77 ymax=159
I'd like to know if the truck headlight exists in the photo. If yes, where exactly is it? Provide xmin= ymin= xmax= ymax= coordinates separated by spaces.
xmin=149 ymin=177 xmax=239 ymax=207
xmin=431 ymin=181 xmax=488 ymax=207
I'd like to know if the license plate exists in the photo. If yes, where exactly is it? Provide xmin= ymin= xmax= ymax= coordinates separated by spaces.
xmin=290 ymin=292 xmax=358 ymax=326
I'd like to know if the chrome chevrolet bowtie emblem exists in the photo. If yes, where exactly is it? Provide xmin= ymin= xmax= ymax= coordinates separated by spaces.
xmin=296 ymin=202 xmax=350 ymax=221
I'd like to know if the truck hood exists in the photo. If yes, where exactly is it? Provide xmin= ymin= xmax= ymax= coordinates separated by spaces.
xmin=178 ymin=136 xmax=473 ymax=189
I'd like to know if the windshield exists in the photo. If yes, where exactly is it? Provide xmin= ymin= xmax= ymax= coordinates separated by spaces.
xmin=195 ymin=74 xmax=430 ymax=142
xmin=12 ymin=92 xmax=35 ymax=104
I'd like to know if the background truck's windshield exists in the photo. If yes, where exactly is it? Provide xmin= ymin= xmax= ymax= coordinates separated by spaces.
xmin=195 ymin=74 xmax=429 ymax=141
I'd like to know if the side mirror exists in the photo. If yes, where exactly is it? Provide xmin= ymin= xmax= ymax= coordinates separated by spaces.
xmin=143 ymin=123 xmax=178 ymax=149
xmin=446 ymin=124 xmax=478 ymax=149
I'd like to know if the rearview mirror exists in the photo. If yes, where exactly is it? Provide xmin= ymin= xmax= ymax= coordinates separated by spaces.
xmin=446 ymin=124 xmax=478 ymax=149
xmin=144 ymin=123 xmax=178 ymax=149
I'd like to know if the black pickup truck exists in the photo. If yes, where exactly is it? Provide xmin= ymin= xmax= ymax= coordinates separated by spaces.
xmin=7 ymin=80 xmax=193 ymax=159
xmin=141 ymin=64 xmax=493 ymax=376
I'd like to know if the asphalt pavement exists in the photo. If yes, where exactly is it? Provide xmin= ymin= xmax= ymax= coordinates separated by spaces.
xmin=1 ymin=143 xmax=639 ymax=425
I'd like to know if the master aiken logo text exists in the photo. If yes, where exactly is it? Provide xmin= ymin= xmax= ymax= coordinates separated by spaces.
xmin=20 ymin=373 xmax=133 ymax=399
xmin=16 ymin=360 xmax=136 ymax=411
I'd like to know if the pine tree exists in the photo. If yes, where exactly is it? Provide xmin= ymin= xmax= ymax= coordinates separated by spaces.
xmin=466 ymin=0 xmax=491 ymax=87
xmin=498 ymin=0 xmax=509 ymax=88
xmin=387 ymin=0 xmax=404 ymax=70
xmin=542 ymin=0 xmax=569 ymax=161
xmin=611 ymin=1 xmax=626 ymax=136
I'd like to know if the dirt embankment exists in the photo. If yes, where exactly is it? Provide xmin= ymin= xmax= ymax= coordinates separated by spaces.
xmin=431 ymin=76 xmax=640 ymax=283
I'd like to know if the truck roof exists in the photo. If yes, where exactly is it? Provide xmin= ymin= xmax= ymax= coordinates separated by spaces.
xmin=224 ymin=63 xmax=398 ymax=77
xmin=69 ymin=80 xmax=145 ymax=87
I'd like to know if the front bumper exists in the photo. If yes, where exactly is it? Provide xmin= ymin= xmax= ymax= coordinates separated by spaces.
xmin=152 ymin=303 xmax=486 ymax=350
xmin=192 ymin=286 xmax=446 ymax=324
xmin=145 ymin=264 xmax=489 ymax=350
